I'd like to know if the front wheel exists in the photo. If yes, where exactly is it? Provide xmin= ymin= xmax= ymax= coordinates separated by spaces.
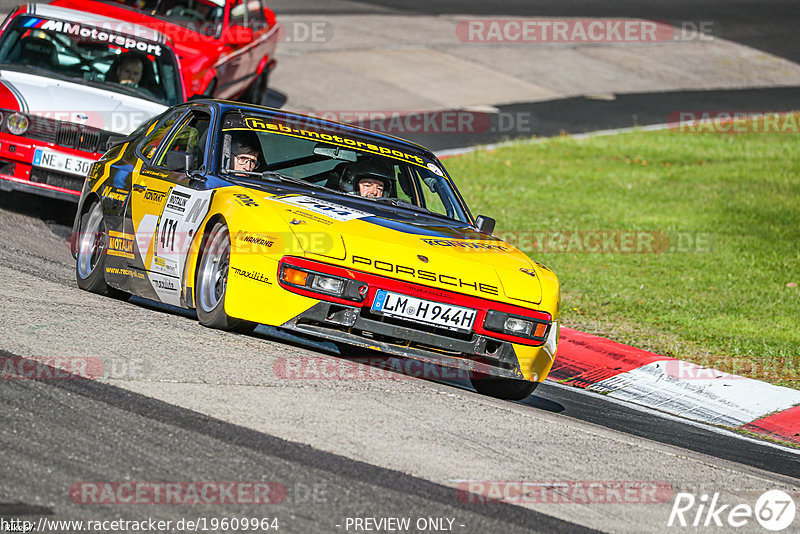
xmin=469 ymin=372 xmax=538 ymax=401
xmin=242 ymin=67 xmax=269 ymax=105
xmin=195 ymin=221 xmax=238 ymax=330
xmin=75 ymin=201 xmax=110 ymax=294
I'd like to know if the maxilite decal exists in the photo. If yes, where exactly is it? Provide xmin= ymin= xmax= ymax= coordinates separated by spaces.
xmin=352 ymin=255 xmax=499 ymax=296
xmin=238 ymin=118 xmax=427 ymax=167
xmin=35 ymin=18 xmax=163 ymax=56
xmin=230 ymin=266 xmax=271 ymax=285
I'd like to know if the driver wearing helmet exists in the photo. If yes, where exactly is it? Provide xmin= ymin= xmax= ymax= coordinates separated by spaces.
xmin=340 ymin=158 xmax=394 ymax=198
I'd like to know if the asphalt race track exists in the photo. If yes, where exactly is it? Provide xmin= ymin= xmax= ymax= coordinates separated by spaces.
xmin=2 ymin=1 xmax=800 ymax=533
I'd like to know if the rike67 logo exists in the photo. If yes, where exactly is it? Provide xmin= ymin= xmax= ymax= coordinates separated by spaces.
xmin=668 ymin=490 xmax=796 ymax=531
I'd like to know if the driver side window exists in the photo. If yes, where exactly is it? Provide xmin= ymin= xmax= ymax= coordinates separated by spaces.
xmin=154 ymin=111 xmax=211 ymax=171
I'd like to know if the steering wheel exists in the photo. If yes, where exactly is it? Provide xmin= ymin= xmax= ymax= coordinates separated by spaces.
xmin=166 ymin=6 xmax=205 ymax=21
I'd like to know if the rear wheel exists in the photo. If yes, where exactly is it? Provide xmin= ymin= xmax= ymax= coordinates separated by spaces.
xmin=195 ymin=221 xmax=238 ymax=329
xmin=469 ymin=371 xmax=538 ymax=401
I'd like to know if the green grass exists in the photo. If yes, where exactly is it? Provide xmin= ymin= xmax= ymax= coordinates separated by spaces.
xmin=445 ymin=124 xmax=800 ymax=389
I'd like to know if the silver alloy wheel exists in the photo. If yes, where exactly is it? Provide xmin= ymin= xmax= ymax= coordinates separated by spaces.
xmin=77 ymin=202 xmax=106 ymax=280
xmin=197 ymin=224 xmax=231 ymax=313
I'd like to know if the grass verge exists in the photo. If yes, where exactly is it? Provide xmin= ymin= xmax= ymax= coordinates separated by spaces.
xmin=445 ymin=121 xmax=800 ymax=389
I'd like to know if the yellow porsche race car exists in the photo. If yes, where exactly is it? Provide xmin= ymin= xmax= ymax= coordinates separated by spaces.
xmin=70 ymin=100 xmax=559 ymax=400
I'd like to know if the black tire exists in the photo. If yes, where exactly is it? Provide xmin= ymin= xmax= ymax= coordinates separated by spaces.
xmin=469 ymin=371 xmax=539 ymax=401
xmin=195 ymin=221 xmax=238 ymax=330
xmin=75 ymin=201 xmax=110 ymax=294
xmin=242 ymin=67 xmax=269 ymax=105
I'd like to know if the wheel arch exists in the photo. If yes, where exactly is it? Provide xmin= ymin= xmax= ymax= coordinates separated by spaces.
xmin=185 ymin=212 xmax=228 ymax=308
xmin=71 ymin=192 xmax=103 ymax=258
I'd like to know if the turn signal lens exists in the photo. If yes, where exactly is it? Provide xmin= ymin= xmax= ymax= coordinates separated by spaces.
xmin=281 ymin=267 xmax=308 ymax=286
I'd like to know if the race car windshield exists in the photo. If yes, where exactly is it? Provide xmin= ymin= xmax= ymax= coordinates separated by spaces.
xmin=0 ymin=16 xmax=183 ymax=106
xmin=220 ymin=113 xmax=471 ymax=224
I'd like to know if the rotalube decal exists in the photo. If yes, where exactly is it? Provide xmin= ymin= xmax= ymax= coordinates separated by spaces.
xmin=38 ymin=19 xmax=163 ymax=56
xmin=274 ymin=195 xmax=370 ymax=222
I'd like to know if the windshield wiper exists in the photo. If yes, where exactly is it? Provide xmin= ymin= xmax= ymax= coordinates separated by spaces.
xmin=260 ymin=171 xmax=332 ymax=192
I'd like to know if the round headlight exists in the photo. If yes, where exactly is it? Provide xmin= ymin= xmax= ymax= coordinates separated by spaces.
xmin=0 ymin=111 xmax=5 ymax=126
xmin=6 ymin=112 xmax=29 ymax=135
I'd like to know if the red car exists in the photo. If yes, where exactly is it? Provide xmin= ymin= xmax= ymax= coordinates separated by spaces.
xmin=51 ymin=0 xmax=280 ymax=102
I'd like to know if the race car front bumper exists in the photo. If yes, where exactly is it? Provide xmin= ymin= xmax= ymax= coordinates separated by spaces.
xmin=282 ymin=301 xmax=527 ymax=380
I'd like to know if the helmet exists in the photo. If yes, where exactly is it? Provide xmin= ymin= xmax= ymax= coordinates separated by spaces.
xmin=339 ymin=158 xmax=395 ymax=197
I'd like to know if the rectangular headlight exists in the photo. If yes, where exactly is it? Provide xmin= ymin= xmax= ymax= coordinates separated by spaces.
xmin=311 ymin=275 xmax=344 ymax=294
xmin=504 ymin=316 xmax=533 ymax=335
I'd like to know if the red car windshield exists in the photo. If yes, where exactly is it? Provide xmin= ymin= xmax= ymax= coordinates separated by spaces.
xmin=101 ymin=0 xmax=228 ymax=35
xmin=0 ymin=15 xmax=183 ymax=105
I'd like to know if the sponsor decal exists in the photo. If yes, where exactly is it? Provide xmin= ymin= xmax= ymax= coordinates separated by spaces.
xmin=143 ymin=189 xmax=167 ymax=203
xmin=37 ymin=18 xmax=163 ymax=56
xmin=427 ymin=162 xmax=444 ymax=176
xmin=153 ymin=256 xmax=179 ymax=276
xmin=105 ymin=266 xmax=145 ymax=280
xmin=165 ymin=190 xmax=190 ymax=214
xmin=102 ymin=185 xmax=128 ymax=203
xmin=153 ymin=278 xmax=177 ymax=292
xmin=239 ymin=117 xmax=426 ymax=167
xmin=230 ymin=266 xmax=271 ymax=285
xmin=275 ymin=196 xmax=369 ymax=222
xmin=235 ymin=232 xmax=275 ymax=250
xmin=107 ymin=231 xmax=135 ymax=259
xmin=352 ymin=255 xmax=499 ymax=296
xmin=421 ymin=238 xmax=508 ymax=252
xmin=234 ymin=193 xmax=259 ymax=207
xmin=141 ymin=169 xmax=169 ymax=179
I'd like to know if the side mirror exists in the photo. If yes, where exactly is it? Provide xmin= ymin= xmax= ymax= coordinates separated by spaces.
xmin=474 ymin=215 xmax=495 ymax=235
xmin=227 ymin=25 xmax=254 ymax=45
xmin=165 ymin=151 xmax=194 ymax=172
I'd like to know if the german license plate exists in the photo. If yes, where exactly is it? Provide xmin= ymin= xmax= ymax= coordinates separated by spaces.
xmin=371 ymin=289 xmax=477 ymax=332
xmin=33 ymin=148 xmax=94 ymax=177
